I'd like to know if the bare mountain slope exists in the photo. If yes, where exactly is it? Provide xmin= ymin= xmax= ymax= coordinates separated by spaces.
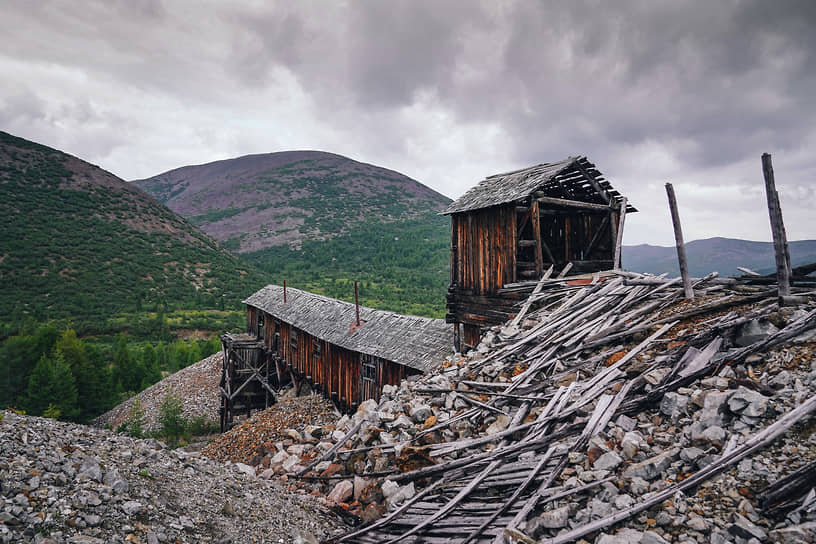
xmin=132 ymin=151 xmax=451 ymax=253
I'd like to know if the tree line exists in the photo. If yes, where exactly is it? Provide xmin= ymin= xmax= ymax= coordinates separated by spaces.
xmin=0 ymin=324 xmax=220 ymax=423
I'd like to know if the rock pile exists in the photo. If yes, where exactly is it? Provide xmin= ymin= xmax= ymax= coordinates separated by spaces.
xmin=0 ymin=409 xmax=348 ymax=544
xmin=203 ymin=394 xmax=340 ymax=463
xmin=202 ymin=276 xmax=816 ymax=543
xmin=93 ymin=352 xmax=222 ymax=433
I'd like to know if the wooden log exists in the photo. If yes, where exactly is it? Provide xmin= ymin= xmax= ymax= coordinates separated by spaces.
xmin=762 ymin=153 xmax=791 ymax=298
xmin=665 ymin=183 xmax=694 ymax=299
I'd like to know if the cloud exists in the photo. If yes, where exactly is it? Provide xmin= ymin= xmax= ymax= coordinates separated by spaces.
xmin=1 ymin=0 xmax=814 ymax=244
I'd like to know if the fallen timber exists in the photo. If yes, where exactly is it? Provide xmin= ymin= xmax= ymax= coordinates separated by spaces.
xmin=313 ymin=269 xmax=816 ymax=544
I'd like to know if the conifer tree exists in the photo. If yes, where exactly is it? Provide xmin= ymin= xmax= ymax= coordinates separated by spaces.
xmin=24 ymin=349 xmax=79 ymax=420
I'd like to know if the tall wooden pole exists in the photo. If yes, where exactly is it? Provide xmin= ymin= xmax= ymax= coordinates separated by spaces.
xmin=613 ymin=197 xmax=627 ymax=270
xmin=665 ymin=183 xmax=694 ymax=299
xmin=761 ymin=153 xmax=791 ymax=298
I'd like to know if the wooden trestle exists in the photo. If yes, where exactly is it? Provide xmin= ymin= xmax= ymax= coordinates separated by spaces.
xmin=219 ymin=332 xmax=279 ymax=432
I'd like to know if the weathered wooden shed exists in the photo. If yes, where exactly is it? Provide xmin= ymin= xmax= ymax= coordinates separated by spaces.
xmin=224 ymin=284 xmax=451 ymax=424
xmin=443 ymin=156 xmax=636 ymax=349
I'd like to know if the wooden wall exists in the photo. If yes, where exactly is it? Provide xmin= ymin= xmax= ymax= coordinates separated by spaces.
xmin=450 ymin=205 xmax=517 ymax=294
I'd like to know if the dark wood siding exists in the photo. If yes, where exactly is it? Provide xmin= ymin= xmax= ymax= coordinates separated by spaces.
xmin=261 ymin=309 xmax=413 ymax=411
xmin=451 ymin=204 xmax=517 ymax=294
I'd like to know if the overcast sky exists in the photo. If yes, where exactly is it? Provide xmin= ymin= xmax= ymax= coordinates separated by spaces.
xmin=1 ymin=0 xmax=814 ymax=245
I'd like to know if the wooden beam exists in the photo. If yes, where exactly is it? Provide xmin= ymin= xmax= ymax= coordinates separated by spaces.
xmin=573 ymin=159 xmax=612 ymax=204
xmin=583 ymin=214 xmax=610 ymax=258
xmin=536 ymin=195 xmax=611 ymax=211
xmin=665 ymin=183 xmax=694 ymax=299
xmin=613 ymin=197 xmax=627 ymax=270
xmin=761 ymin=153 xmax=791 ymax=298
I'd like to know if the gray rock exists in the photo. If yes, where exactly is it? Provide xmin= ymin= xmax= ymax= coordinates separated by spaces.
xmin=121 ymin=500 xmax=143 ymax=516
xmin=112 ymin=478 xmax=130 ymax=494
xmin=680 ymin=447 xmax=705 ymax=463
xmin=728 ymin=387 xmax=768 ymax=418
xmin=537 ymin=504 xmax=570 ymax=529
xmin=640 ymin=531 xmax=671 ymax=544
xmin=660 ymin=392 xmax=689 ymax=419
xmin=616 ymin=414 xmax=637 ymax=432
xmin=595 ymin=528 xmax=644 ymax=543
xmin=700 ymin=391 xmax=731 ymax=425
xmin=728 ymin=513 xmax=767 ymax=541
xmin=409 ymin=403 xmax=433 ymax=423
xmin=623 ymin=449 xmax=678 ymax=481
xmin=77 ymin=459 xmax=103 ymax=482
xmin=692 ymin=424 xmax=726 ymax=448
xmin=234 ymin=462 xmax=256 ymax=478
xmin=593 ymin=451 xmax=624 ymax=471
xmin=736 ymin=319 xmax=779 ymax=347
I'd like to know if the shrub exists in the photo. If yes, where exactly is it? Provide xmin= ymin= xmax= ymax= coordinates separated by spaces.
xmin=158 ymin=393 xmax=186 ymax=447
xmin=117 ymin=399 xmax=144 ymax=438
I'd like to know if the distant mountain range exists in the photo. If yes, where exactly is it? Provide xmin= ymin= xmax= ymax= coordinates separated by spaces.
xmin=0 ymin=131 xmax=268 ymax=325
xmin=132 ymin=151 xmax=451 ymax=253
xmin=623 ymin=237 xmax=816 ymax=277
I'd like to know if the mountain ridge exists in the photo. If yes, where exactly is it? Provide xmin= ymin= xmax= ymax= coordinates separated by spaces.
xmin=624 ymin=236 xmax=816 ymax=277
xmin=132 ymin=150 xmax=452 ymax=253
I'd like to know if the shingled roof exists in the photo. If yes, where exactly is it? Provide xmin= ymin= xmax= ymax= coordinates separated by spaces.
xmin=244 ymin=285 xmax=452 ymax=372
xmin=443 ymin=156 xmax=636 ymax=215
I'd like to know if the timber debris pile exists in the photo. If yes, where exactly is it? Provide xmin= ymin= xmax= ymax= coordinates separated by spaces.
xmin=205 ymin=269 xmax=816 ymax=543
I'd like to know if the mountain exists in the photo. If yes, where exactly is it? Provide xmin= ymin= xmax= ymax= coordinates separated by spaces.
xmin=624 ymin=237 xmax=816 ymax=277
xmin=134 ymin=151 xmax=453 ymax=317
xmin=132 ymin=150 xmax=451 ymax=253
xmin=0 ymin=131 xmax=268 ymax=327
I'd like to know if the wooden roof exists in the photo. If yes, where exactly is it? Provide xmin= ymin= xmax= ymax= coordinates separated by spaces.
xmin=443 ymin=156 xmax=636 ymax=215
xmin=244 ymin=285 xmax=452 ymax=372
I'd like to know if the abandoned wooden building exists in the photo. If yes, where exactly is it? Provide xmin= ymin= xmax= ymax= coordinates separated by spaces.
xmin=220 ymin=284 xmax=452 ymax=430
xmin=443 ymin=156 xmax=636 ymax=350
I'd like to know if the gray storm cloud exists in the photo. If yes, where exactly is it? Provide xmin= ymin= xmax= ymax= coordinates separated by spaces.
xmin=1 ymin=0 xmax=814 ymax=244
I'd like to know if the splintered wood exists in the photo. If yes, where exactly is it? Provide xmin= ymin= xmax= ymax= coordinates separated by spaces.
xmin=320 ymin=271 xmax=816 ymax=544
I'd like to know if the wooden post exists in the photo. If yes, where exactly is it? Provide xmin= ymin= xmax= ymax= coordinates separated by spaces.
xmin=354 ymin=281 xmax=360 ymax=325
xmin=761 ymin=153 xmax=791 ymax=298
xmin=530 ymin=200 xmax=544 ymax=277
xmin=613 ymin=197 xmax=627 ymax=270
xmin=665 ymin=183 xmax=694 ymax=299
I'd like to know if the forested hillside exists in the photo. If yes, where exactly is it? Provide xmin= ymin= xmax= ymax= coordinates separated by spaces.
xmin=0 ymin=131 xmax=268 ymax=421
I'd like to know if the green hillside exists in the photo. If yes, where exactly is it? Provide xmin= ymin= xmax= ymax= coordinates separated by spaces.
xmin=0 ymin=131 xmax=268 ymax=331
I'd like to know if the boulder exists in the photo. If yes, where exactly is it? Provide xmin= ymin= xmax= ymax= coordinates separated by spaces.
xmin=328 ymin=480 xmax=354 ymax=504
xmin=623 ymin=449 xmax=677 ymax=481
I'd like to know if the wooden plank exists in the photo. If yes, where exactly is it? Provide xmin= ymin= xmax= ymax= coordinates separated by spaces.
xmin=665 ymin=183 xmax=694 ymax=299
xmin=509 ymin=265 xmax=554 ymax=327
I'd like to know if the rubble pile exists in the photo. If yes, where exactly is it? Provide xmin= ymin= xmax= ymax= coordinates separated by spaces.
xmin=0 ymin=410 xmax=347 ymax=544
xmin=203 ymin=271 xmax=816 ymax=543
xmin=203 ymin=394 xmax=340 ymax=463
xmin=94 ymin=352 xmax=223 ymax=433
